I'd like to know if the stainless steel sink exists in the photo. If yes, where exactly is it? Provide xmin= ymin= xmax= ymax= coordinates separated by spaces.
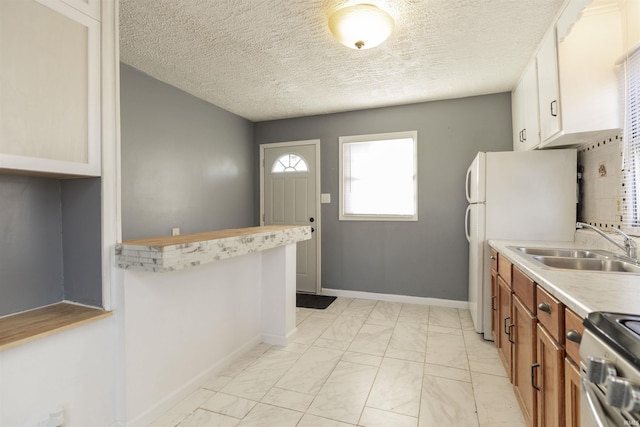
xmin=515 ymin=247 xmax=610 ymax=258
xmin=532 ymin=256 xmax=640 ymax=273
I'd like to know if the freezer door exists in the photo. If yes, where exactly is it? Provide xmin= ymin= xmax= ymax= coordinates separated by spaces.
xmin=466 ymin=152 xmax=486 ymax=203
xmin=485 ymin=149 xmax=577 ymax=241
xmin=467 ymin=203 xmax=485 ymax=334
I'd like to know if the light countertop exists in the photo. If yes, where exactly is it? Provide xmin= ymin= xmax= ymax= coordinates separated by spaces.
xmin=116 ymin=225 xmax=312 ymax=272
xmin=489 ymin=240 xmax=640 ymax=318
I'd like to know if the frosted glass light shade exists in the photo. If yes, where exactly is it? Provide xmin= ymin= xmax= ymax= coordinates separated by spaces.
xmin=328 ymin=4 xmax=395 ymax=50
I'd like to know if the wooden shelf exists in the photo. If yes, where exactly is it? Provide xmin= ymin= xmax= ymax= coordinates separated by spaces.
xmin=0 ymin=302 xmax=111 ymax=352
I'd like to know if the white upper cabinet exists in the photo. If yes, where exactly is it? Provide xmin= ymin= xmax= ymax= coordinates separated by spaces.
xmin=536 ymin=28 xmax=561 ymax=143
xmin=538 ymin=0 xmax=624 ymax=148
xmin=512 ymin=61 xmax=540 ymax=151
xmin=512 ymin=0 xmax=625 ymax=150
xmin=0 ymin=0 xmax=101 ymax=177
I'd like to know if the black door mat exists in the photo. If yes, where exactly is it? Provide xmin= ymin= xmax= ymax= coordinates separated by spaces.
xmin=296 ymin=293 xmax=337 ymax=310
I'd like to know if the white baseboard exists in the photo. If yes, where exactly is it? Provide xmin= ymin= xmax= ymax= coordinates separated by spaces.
xmin=321 ymin=288 xmax=469 ymax=310
xmin=262 ymin=327 xmax=298 ymax=347
xmin=127 ymin=334 xmax=263 ymax=427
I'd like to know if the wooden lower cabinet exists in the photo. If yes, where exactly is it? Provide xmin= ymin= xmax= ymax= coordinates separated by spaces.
xmin=498 ymin=275 xmax=513 ymax=378
xmin=490 ymin=249 xmax=583 ymax=427
xmin=513 ymin=295 xmax=537 ymax=427
xmin=491 ymin=269 xmax=499 ymax=343
xmin=564 ymin=358 xmax=581 ymax=427
xmin=536 ymin=323 xmax=565 ymax=427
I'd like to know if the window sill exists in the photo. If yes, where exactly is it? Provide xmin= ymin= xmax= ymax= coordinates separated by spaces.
xmin=0 ymin=302 xmax=111 ymax=352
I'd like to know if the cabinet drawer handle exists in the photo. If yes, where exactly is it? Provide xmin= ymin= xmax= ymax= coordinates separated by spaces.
xmin=566 ymin=329 xmax=582 ymax=344
xmin=491 ymin=295 xmax=497 ymax=311
xmin=504 ymin=316 xmax=511 ymax=334
xmin=538 ymin=302 xmax=551 ymax=314
xmin=531 ymin=363 xmax=541 ymax=391
xmin=508 ymin=324 xmax=515 ymax=344
xmin=550 ymin=100 xmax=558 ymax=117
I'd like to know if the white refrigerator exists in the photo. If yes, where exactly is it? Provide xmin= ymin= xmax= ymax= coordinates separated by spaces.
xmin=465 ymin=149 xmax=577 ymax=340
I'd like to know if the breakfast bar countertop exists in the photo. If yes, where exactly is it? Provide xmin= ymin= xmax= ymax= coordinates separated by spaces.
xmin=115 ymin=225 xmax=311 ymax=272
xmin=489 ymin=240 xmax=640 ymax=318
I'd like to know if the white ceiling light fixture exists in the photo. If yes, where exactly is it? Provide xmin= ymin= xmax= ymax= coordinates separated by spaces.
xmin=328 ymin=4 xmax=395 ymax=50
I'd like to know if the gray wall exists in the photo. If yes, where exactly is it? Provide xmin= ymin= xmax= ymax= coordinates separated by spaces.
xmin=120 ymin=63 xmax=255 ymax=240
xmin=0 ymin=176 xmax=103 ymax=315
xmin=0 ymin=175 xmax=63 ymax=316
xmin=61 ymin=178 xmax=102 ymax=306
xmin=254 ymin=94 xmax=513 ymax=301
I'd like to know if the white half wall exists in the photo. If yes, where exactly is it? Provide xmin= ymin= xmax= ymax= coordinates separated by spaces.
xmin=122 ymin=252 xmax=262 ymax=426
xmin=121 ymin=244 xmax=298 ymax=427
xmin=0 ymin=316 xmax=116 ymax=427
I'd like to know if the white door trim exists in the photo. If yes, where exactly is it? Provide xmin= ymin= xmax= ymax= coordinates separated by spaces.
xmin=260 ymin=139 xmax=321 ymax=294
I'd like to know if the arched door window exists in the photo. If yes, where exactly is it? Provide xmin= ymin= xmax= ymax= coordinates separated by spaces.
xmin=271 ymin=154 xmax=308 ymax=173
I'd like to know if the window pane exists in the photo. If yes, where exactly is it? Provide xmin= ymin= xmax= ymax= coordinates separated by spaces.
xmin=341 ymin=132 xmax=417 ymax=220
xmin=271 ymin=154 xmax=308 ymax=173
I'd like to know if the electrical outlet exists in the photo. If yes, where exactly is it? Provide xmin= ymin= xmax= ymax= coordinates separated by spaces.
xmin=171 ymin=227 xmax=180 ymax=236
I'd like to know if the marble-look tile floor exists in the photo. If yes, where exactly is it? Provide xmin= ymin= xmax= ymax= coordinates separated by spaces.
xmin=150 ymin=297 xmax=526 ymax=427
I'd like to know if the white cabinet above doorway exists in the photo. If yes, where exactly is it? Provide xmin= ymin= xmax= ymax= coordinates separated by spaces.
xmin=0 ymin=0 xmax=101 ymax=177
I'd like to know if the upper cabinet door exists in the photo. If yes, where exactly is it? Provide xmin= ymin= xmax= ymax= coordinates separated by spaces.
xmin=0 ymin=0 xmax=101 ymax=177
xmin=511 ymin=79 xmax=525 ymax=151
xmin=512 ymin=61 xmax=540 ymax=151
xmin=536 ymin=29 xmax=561 ymax=143
xmin=521 ymin=62 xmax=540 ymax=151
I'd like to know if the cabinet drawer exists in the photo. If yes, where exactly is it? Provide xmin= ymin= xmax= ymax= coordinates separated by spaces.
xmin=512 ymin=266 xmax=535 ymax=313
xmin=490 ymin=248 xmax=498 ymax=272
xmin=536 ymin=286 xmax=564 ymax=342
xmin=497 ymin=254 xmax=512 ymax=284
xmin=564 ymin=308 xmax=584 ymax=363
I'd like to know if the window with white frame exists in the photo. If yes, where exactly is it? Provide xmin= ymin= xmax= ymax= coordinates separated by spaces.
xmin=622 ymin=46 xmax=640 ymax=235
xmin=271 ymin=154 xmax=308 ymax=173
xmin=339 ymin=131 xmax=418 ymax=221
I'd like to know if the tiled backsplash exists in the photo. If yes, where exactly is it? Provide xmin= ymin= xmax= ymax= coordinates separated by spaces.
xmin=577 ymin=133 xmax=624 ymax=229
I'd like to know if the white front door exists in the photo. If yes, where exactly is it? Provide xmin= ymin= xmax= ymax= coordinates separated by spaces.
xmin=261 ymin=141 xmax=319 ymax=294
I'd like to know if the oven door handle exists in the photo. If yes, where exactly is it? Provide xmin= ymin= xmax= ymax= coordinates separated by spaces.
xmin=581 ymin=377 xmax=612 ymax=427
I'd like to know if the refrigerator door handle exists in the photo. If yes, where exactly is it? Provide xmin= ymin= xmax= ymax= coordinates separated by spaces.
xmin=465 ymin=165 xmax=472 ymax=203
xmin=465 ymin=205 xmax=472 ymax=242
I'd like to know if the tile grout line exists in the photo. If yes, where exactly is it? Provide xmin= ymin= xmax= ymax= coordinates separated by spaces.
xmin=460 ymin=310 xmax=483 ymax=427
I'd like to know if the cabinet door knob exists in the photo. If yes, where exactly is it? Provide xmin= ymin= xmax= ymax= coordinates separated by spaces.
xmin=538 ymin=302 xmax=551 ymax=314
xmin=566 ymin=329 xmax=582 ymax=344
xmin=490 ymin=255 xmax=496 ymax=260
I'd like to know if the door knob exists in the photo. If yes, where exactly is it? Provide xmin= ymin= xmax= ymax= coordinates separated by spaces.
xmin=309 ymin=217 xmax=315 ymax=223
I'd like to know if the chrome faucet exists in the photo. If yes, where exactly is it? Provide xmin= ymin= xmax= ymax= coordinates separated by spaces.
xmin=576 ymin=222 xmax=637 ymax=259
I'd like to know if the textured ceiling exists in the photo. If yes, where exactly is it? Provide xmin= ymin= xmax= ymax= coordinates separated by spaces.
xmin=119 ymin=0 xmax=566 ymax=122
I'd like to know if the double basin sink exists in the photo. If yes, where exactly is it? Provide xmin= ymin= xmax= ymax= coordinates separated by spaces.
xmin=511 ymin=246 xmax=640 ymax=274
